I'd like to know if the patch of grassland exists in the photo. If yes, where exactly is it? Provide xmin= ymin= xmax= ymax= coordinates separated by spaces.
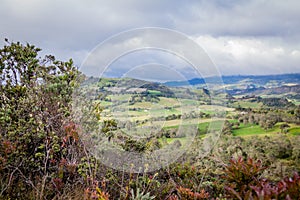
xmin=288 ymin=126 xmax=300 ymax=135
xmin=100 ymin=101 xmax=113 ymax=107
xmin=289 ymin=99 xmax=300 ymax=105
xmin=231 ymin=101 xmax=263 ymax=109
xmin=108 ymin=94 xmax=132 ymax=101
xmin=233 ymin=124 xmax=268 ymax=136
xmin=148 ymin=90 xmax=161 ymax=95
xmin=180 ymin=99 xmax=199 ymax=105
xmin=159 ymin=97 xmax=180 ymax=106
xmin=199 ymin=105 xmax=234 ymax=112
xmin=158 ymin=137 xmax=190 ymax=147
xmin=233 ymin=122 xmax=300 ymax=136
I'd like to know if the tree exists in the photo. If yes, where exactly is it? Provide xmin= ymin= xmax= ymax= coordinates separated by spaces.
xmin=222 ymin=120 xmax=233 ymax=135
xmin=280 ymin=123 xmax=290 ymax=134
xmin=233 ymin=122 xmax=240 ymax=129
xmin=101 ymin=119 xmax=118 ymax=135
xmin=0 ymin=40 xmax=80 ymax=198
xmin=258 ymin=112 xmax=278 ymax=130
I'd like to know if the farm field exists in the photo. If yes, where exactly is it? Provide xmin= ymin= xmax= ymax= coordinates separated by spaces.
xmin=95 ymin=77 xmax=300 ymax=140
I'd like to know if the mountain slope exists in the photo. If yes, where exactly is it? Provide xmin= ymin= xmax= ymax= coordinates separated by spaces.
xmin=164 ymin=73 xmax=300 ymax=87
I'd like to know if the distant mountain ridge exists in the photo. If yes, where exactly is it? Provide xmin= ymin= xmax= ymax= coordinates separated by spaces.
xmin=163 ymin=73 xmax=300 ymax=86
xmin=225 ymin=84 xmax=300 ymax=95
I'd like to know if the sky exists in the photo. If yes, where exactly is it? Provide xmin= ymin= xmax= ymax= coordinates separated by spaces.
xmin=1 ymin=0 xmax=300 ymax=80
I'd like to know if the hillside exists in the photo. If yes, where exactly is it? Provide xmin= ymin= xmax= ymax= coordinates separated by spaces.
xmin=164 ymin=73 xmax=300 ymax=87
xmin=226 ymin=84 xmax=300 ymax=95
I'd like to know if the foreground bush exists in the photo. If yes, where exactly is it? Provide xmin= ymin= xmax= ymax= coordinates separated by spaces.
xmin=223 ymin=157 xmax=300 ymax=200
xmin=0 ymin=40 xmax=83 ymax=199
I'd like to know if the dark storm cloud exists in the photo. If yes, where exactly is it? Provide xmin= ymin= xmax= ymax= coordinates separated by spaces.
xmin=0 ymin=0 xmax=299 ymax=76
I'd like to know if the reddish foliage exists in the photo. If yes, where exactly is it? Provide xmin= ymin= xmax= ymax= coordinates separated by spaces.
xmin=224 ymin=157 xmax=300 ymax=199
xmin=168 ymin=186 xmax=209 ymax=200
xmin=251 ymin=173 xmax=300 ymax=199
xmin=223 ymin=157 xmax=266 ymax=199
xmin=63 ymin=122 xmax=79 ymax=143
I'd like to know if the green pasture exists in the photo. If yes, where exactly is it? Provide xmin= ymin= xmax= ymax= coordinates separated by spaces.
xmin=231 ymin=101 xmax=263 ymax=109
xmin=233 ymin=122 xmax=300 ymax=136
xmin=148 ymin=90 xmax=161 ymax=95
xmin=287 ymin=126 xmax=300 ymax=135
xmin=158 ymin=137 xmax=191 ymax=147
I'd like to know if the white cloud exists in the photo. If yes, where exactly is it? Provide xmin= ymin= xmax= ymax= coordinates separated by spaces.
xmin=195 ymin=35 xmax=300 ymax=75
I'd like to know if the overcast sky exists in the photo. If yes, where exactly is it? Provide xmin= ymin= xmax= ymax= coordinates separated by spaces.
xmin=1 ymin=0 xmax=300 ymax=80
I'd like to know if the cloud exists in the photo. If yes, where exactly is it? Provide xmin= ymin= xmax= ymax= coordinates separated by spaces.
xmin=80 ymin=29 xmax=218 ymax=79
xmin=172 ymin=0 xmax=300 ymax=38
xmin=0 ymin=0 xmax=299 ymax=77
xmin=195 ymin=35 xmax=300 ymax=75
